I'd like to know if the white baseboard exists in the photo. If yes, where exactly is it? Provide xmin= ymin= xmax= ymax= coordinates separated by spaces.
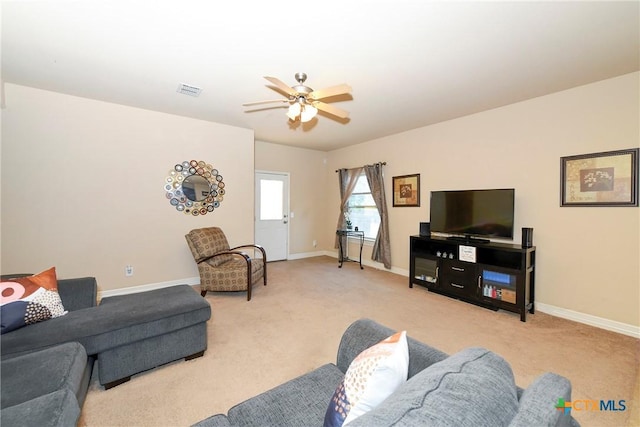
xmin=287 ymin=250 xmax=328 ymax=260
xmin=97 ymin=258 xmax=639 ymax=339
xmin=321 ymin=251 xmax=639 ymax=338
xmin=98 ymin=276 xmax=200 ymax=299
xmin=385 ymin=256 xmax=639 ymax=338
xmin=535 ymin=302 xmax=639 ymax=339
xmin=321 ymin=250 xmax=410 ymax=277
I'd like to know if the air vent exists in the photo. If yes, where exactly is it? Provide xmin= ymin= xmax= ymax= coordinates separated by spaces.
xmin=176 ymin=83 xmax=202 ymax=97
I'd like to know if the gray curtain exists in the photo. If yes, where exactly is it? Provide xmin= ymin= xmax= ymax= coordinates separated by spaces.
xmin=334 ymin=167 xmax=363 ymax=248
xmin=364 ymin=163 xmax=391 ymax=269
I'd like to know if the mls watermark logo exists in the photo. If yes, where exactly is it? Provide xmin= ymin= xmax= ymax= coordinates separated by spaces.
xmin=555 ymin=398 xmax=627 ymax=414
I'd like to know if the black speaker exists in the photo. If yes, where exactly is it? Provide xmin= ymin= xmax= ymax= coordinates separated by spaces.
xmin=420 ymin=222 xmax=431 ymax=236
xmin=522 ymin=227 xmax=533 ymax=248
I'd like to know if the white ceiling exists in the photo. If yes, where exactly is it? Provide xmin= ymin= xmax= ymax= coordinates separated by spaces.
xmin=2 ymin=1 xmax=639 ymax=151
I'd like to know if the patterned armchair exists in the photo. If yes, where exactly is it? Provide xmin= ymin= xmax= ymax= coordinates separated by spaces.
xmin=185 ymin=227 xmax=267 ymax=301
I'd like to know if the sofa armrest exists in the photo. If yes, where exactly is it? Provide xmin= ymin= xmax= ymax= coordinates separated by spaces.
xmin=192 ymin=414 xmax=232 ymax=427
xmin=0 ymin=389 xmax=80 ymax=427
xmin=336 ymin=318 xmax=448 ymax=377
xmin=509 ymin=372 xmax=579 ymax=427
xmin=57 ymin=277 xmax=97 ymax=311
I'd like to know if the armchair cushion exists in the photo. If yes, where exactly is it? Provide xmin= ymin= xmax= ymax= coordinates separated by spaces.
xmin=186 ymin=227 xmax=233 ymax=265
xmin=202 ymin=257 xmax=265 ymax=292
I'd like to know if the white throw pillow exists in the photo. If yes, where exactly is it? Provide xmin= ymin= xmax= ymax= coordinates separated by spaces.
xmin=324 ymin=330 xmax=409 ymax=427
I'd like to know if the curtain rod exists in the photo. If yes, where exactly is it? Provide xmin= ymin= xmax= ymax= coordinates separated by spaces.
xmin=335 ymin=162 xmax=386 ymax=173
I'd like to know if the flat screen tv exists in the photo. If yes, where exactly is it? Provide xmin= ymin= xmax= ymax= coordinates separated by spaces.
xmin=429 ymin=189 xmax=515 ymax=241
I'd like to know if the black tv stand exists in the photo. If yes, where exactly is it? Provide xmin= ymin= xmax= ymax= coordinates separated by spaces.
xmin=446 ymin=235 xmax=490 ymax=244
xmin=410 ymin=235 xmax=536 ymax=322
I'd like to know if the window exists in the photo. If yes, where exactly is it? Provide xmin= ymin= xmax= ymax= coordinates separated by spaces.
xmin=259 ymin=179 xmax=283 ymax=220
xmin=347 ymin=173 xmax=380 ymax=239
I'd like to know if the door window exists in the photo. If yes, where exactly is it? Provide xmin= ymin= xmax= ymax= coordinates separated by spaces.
xmin=260 ymin=179 xmax=284 ymax=220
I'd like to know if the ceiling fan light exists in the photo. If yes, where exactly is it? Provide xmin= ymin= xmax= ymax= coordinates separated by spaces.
xmin=286 ymin=103 xmax=301 ymax=120
xmin=300 ymin=105 xmax=318 ymax=123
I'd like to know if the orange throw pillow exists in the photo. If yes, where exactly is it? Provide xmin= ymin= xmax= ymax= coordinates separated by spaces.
xmin=1 ymin=267 xmax=67 ymax=334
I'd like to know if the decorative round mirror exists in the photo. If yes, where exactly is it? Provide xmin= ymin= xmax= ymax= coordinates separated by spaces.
xmin=164 ymin=160 xmax=225 ymax=216
xmin=182 ymin=174 xmax=211 ymax=202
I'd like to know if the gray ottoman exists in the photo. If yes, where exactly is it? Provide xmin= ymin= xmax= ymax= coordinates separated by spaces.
xmin=96 ymin=285 xmax=211 ymax=388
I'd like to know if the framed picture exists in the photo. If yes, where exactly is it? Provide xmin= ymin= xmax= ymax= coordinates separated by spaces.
xmin=393 ymin=174 xmax=420 ymax=207
xmin=560 ymin=148 xmax=638 ymax=207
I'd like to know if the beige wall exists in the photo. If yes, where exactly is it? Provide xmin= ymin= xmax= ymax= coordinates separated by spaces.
xmin=1 ymin=84 xmax=255 ymax=291
xmin=324 ymin=72 xmax=639 ymax=326
xmin=2 ymin=73 xmax=638 ymax=328
xmin=254 ymin=141 xmax=329 ymax=256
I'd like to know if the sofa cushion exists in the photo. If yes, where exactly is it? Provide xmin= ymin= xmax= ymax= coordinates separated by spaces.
xmin=324 ymin=330 xmax=409 ymax=427
xmin=0 ymin=389 xmax=80 ymax=427
xmin=348 ymin=347 xmax=519 ymax=427
xmin=56 ymin=277 xmax=98 ymax=312
xmin=225 ymin=363 xmax=344 ymax=427
xmin=1 ymin=341 xmax=87 ymax=409
xmin=1 ymin=267 xmax=67 ymax=334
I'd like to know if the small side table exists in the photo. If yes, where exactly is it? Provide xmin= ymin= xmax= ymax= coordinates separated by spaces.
xmin=336 ymin=229 xmax=364 ymax=269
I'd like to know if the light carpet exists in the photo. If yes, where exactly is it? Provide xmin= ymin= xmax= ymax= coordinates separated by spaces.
xmin=79 ymin=256 xmax=639 ymax=427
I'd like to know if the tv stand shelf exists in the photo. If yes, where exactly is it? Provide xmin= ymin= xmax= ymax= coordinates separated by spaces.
xmin=410 ymin=235 xmax=535 ymax=322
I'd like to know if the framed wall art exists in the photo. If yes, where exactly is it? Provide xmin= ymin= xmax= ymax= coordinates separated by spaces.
xmin=560 ymin=148 xmax=638 ymax=207
xmin=393 ymin=174 xmax=420 ymax=207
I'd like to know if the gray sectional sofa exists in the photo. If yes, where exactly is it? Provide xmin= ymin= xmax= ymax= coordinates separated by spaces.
xmin=195 ymin=318 xmax=579 ymax=427
xmin=1 ymin=277 xmax=211 ymax=427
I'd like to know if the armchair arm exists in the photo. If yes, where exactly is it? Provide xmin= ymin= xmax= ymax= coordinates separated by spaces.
xmin=230 ymin=244 xmax=267 ymax=263
xmin=197 ymin=250 xmax=251 ymax=265
xmin=57 ymin=277 xmax=98 ymax=311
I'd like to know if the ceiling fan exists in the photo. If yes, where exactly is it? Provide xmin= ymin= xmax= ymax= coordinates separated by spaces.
xmin=243 ymin=73 xmax=352 ymax=122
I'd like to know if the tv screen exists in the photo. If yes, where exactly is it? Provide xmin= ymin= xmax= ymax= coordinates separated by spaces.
xmin=429 ymin=189 xmax=515 ymax=239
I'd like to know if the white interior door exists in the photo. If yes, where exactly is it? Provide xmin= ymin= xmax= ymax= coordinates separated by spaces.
xmin=255 ymin=172 xmax=289 ymax=261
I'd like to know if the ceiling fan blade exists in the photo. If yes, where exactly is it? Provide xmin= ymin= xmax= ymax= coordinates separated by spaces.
xmin=309 ymin=84 xmax=352 ymax=100
xmin=243 ymin=99 xmax=288 ymax=106
xmin=313 ymin=101 xmax=350 ymax=119
xmin=264 ymin=76 xmax=296 ymax=97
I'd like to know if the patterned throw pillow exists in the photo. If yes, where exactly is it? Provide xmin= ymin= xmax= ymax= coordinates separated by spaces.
xmin=0 ymin=267 xmax=67 ymax=334
xmin=324 ymin=330 xmax=409 ymax=427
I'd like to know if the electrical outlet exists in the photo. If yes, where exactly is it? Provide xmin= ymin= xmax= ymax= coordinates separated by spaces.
xmin=125 ymin=265 xmax=133 ymax=277
xmin=313 ymin=240 xmax=317 ymax=247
